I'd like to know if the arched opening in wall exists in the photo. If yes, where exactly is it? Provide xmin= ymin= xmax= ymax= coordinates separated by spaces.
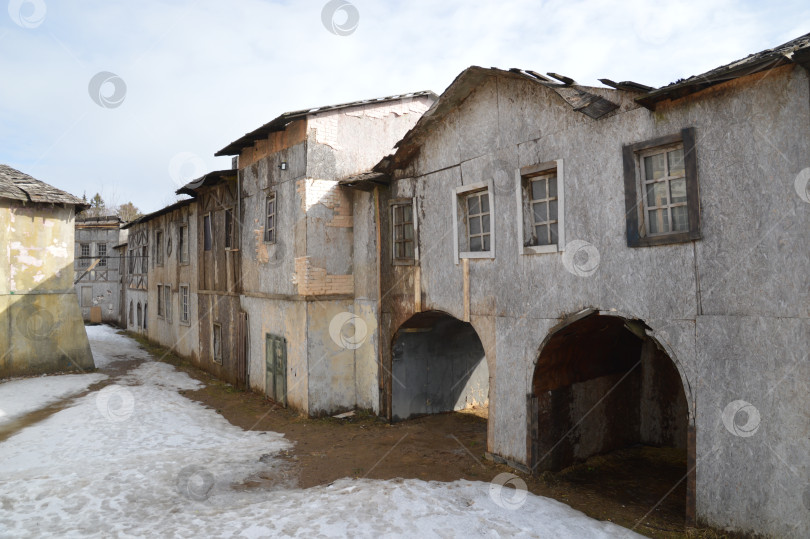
xmin=391 ymin=311 xmax=488 ymax=422
xmin=528 ymin=311 xmax=693 ymax=523
xmin=136 ymin=303 xmax=142 ymax=328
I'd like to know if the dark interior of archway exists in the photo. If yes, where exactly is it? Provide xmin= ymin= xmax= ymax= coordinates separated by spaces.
xmin=530 ymin=313 xmax=688 ymax=488
xmin=391 ymin=312 xmax=488 ymax=422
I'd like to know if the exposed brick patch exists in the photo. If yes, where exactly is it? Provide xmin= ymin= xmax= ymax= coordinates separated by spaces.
xmin=298 ymin=179 xmax=354 ymax=228
xmin=293 ymin=256 xmax=353 ymax=296
xmin=255 ymin=228 xmax=269 ymax=263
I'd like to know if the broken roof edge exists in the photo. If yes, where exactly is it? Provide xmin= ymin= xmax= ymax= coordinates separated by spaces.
xmin=121 ymin=197 xmax=195 ymax=230
xmin=215 ymin=90 xmax=439 ymax=157
xmin=0 ymin=164 xmax=89 ymax=210
xmin=637 ymin=31 xmax=810 ymax=109
xmin=175 ymin=169 xmax=237 ymax=197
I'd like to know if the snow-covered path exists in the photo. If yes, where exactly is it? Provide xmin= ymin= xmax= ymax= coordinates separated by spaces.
xmin=0 ymin=326 xmax=642 ymax=538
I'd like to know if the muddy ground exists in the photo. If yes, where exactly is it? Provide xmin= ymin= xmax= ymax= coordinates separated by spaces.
xmin=130 ymin=333 xmax=739 ymax=539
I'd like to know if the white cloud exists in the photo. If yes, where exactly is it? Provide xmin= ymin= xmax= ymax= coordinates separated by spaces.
xmin=0 ymin=0 xmax=807 ymax=213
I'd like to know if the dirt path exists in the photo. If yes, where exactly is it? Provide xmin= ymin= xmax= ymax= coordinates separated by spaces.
xmin=131 ymin=332 xmax=734 ymax=539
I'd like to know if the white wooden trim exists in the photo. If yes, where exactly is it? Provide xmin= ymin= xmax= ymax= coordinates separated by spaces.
xmin=456 ymin=178 xmax=495 ymax=260
xmin=412 ymin=196 xmax=419 ymax=262
xmin=517 ymin=158 xmax=565 ymax=255
xmin=557 ymin=158 xmax=566 ymax=251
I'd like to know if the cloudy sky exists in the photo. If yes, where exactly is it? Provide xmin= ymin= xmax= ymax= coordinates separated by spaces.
xmin=1 ymin=0 xmax=807 ymax=214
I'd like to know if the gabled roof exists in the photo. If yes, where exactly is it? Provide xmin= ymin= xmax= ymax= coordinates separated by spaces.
xmin=121 ymin=198 xmax=195 ymax=230
xmin=215 ymin=91 xmax=437 ymax=156
xmin=175 ymin=169 xmax=237 ymax=197
xmin=0 ymin=164 xmax=88 ymax=209
xmin=383 ymin=67 xmax=622 ymax=170
xmin=638 ymin=31 xmax=810 ymax=109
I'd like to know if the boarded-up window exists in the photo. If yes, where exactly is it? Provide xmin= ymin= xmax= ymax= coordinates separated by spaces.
xmin=178 ymin=224 xmax=189 ymax=263
xmin=225 ymin=209 xmax=234 ymax=249
xmin=155 ymin=230 xmax=164 ymax=266
xmin=164 ymin=284 xmax=172 ymax=323
xmin=204 ymin=215 xmax=212 ymax=251
xmin=213 ymin=323 xmax=223 ymax=364
xmin=157 ymin=284 xmax=164 ymax=317
xmin=81 ymin=286 xmax=92 ymax=307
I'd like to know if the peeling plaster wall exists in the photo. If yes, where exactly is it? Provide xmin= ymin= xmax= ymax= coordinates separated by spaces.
xmin=0 ymin=200 xmax=93 ymax=377
xmin=380 ymin=66 xmax=809 ymax=536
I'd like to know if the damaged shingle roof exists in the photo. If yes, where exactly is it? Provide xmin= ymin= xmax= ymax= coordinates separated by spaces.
xmin=637 ymin=31 xmax=810 ymax=108
xmin=0 ymin=164 xmax=88 ymax=209
xmin=215 ymin=91 xmax=438 ymax=156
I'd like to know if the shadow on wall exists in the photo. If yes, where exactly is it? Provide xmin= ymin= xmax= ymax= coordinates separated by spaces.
xmin=391 ymin=311 xmax=489 ymax=422
xmin=1 ymin=261 xmax=94 ymax=378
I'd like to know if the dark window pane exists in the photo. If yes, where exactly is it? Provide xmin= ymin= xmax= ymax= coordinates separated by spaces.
xmin=203 ymin=216 xmax=212 ymax=251
xmin=648 ymin=209 xmax=669 ymax=234
xmin=394 ymin=224 xmax=403 ymax=240
xmin=668 ymin=149 xmax=685 ymax=176
xmin=481 ymin=193 xmax=489 ymax=212
xmin=672 ymin=205 xmax=689 ymax=231
xmin=403 ymin=205 xmax=412 ymax=222
xmin=531 ymin=179 xmax=546 ymax=200
xmin=405 ymin=241 xmax=414 ymax=258
xmin=644 ymin=153 xmax=666 ymax=181
xmin=404 ymin=224 xmax=413 ymax=240
xmin=549 ymin=200 xmax=557 ymax=221
xmin=670 ymin=178 xmax=687 ymax=204
xmin=469 ymin=236 xmax=482 ymax=252
xmin=467 ymin=195 xmax=479 ymax=214
xmin=482 ymin=234 xmax=490 ymax=251
xmin=482 ymin=214 xmax=490 ymax=233
xmin=548 ymin=177 xmax=557 ymax=198
xmin=550 ymin=223 xmax=558 ymax=244
xmin=535 ymin=225 xmax=548 ymax=245
xmin=533 ymin=202 xmax=547 ymax=223
xmin=469 ymin=216 xmax=481 ymax=235
xmin=646 ymin=182 xmax=668 ymax=207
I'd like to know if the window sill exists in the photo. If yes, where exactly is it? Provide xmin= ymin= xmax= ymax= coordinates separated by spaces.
xmin=522 ymin=244 xmax=558 ymax=255
xmin=459 ymin=251 xmax=494 ymax=260
xmin=179 ymin=320 xmax=191 ymax=327
xmin=392 ymin=259 xmax=416 ymax=266
xmin=628 ymin=230 xmax=701 ymax=248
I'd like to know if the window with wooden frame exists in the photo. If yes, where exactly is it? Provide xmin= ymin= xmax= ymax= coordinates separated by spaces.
xmin=203 ymin=214 xmax=212 ymax=251
xmin=80 ymin=243 xmax=90 ymax=266
xmin=224 ymin=208 xmax=234 ymax=249
xmin=178 ymin=223 xmax=189 ymax=264
xmin=623 ymin=128 xmax=700 ymax=247
xmin=164 ymin=284 xmax=172 ymax=323
xmin=155 ymin=230 xmax=164 ymax=266
xmin=453 ymin=180 xmax=495 ymax=262
xmin=264 ymin=192 xmax=276 ymax=243
xmin=179 ymin=285 xmax=190 ymax=325
xmin=140 ymin=246 xmax=148 ymax=273
xmin=516 ymin=160 xmax=566 ymax=255
xmin=213 ymin=323 xmax=223 ymax=364
xmin=156 ymin=284 xmax=164 ymax=317
xmin=96 ymin=243 xmax=107 ymax=267
xmin=390 ymin=198 xmax=417 ymax=264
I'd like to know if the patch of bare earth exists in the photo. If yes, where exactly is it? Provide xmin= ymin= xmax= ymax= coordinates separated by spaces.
xmin=129 ymin=332 xmax=739 ymax=539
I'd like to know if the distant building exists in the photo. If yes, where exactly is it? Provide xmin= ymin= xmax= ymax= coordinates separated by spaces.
xmin=74 ymin=214 xmax=126 ymax=324
xmin=0 ymin=165 xmax=94 ymax=377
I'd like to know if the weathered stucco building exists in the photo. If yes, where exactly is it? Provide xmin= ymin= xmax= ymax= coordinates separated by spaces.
xmin=339 ymin=34 xmax=809 ymax=537
xmin=74 ymin=215 xmax=125 ymax=324
xmin=210 ymin=92 xmax=436 ymax=413
xmin=0 ymin=165 xmax=94 ymax=377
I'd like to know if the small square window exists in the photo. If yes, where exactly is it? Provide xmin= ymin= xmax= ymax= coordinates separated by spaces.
xmin=622 ymin=128 xmax=700 ymax=247
xmin=265 ymin=193 xmax=276 ymax=243
xmin=391 ymin=198 xmax=417 ymax=264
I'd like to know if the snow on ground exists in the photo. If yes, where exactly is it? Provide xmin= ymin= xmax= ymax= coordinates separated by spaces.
xmin=84 ymin=324 xmax=153 ymax=368
xmin=0 ymin=327 xmax=642 ymax=538
xmin=0 ymin=373 xmax=107 ymax=424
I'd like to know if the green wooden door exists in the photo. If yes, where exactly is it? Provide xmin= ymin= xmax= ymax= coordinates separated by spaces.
xmin=265 ymin=334 xmax=287 ymax=406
